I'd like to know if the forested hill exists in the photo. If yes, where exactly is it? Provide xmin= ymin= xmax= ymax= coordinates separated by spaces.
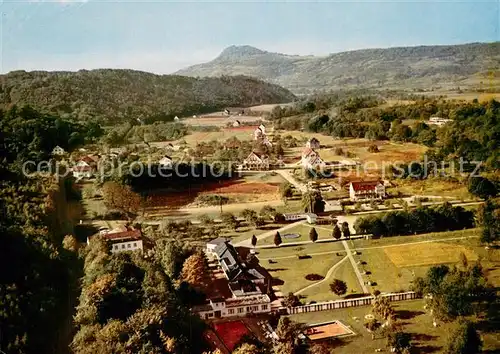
xmin=0 ymin=69 xmax=296 ymax=124
xmin=176 ymin=42 xmax=500 ymax=94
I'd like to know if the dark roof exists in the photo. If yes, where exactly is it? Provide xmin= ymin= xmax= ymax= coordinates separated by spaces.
xmin=215 ymin=241 xmax=266 ymax=283
xmin=207 ymin=237 xmax=231 ymax=246
xmin=350 ymin=180 xmax=382 ymax=192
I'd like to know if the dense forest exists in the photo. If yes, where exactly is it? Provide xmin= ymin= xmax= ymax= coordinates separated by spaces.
xmin=0 ymin=70 xmax=296 ymax=124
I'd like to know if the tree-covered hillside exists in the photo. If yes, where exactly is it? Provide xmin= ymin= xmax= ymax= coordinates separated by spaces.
xmin=176 ymin=42 xmax=500 ymax=94
xmin=0 ymin=70 xmax=296 ymax=124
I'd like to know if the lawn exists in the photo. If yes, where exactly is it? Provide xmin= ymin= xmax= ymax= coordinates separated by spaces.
xmin=347 ymin=229 xmax=482 ymax=293
xmin=265 ymin=253 xmax=346 ymax=295
xmin=257 ymin=241 xmax=346 ymax=260
xmin=289 ymin=299 xmax=500 ymax=354
xmin=299 ymin=260 xmax=364 ymax=302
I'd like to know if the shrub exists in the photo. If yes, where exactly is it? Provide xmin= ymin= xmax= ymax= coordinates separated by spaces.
xmin=305 ymin=274 xmax=324 ymax=281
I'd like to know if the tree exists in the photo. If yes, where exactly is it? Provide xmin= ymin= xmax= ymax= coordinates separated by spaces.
xmin=387 ymin=331 xmax=411 ymax=353
xmin=63 ymin=234 xmax=79 ymax=252
xmin=180 ymin=253 xmax=211 ymax=291
xmin=372 ymin=296 xmax=395 ymax=324
xmin=251 ymin=235 xmax=257 ymax=247
xmin=329 ymin=279 xmax=347 ymax=296
xmin=259 ymin=205 xmax=276 ymax=219
xmin=332 ymin=224 xmax=342 ymax=239
xmin=444 ymin=320 xmax=482 ymax=354
xmin=367 ymin=144 xmax=379 ymax=153
xmin=279 ymin=182 xmax=293 ymax=201
xmin=240 ymin=208 xmax=258 ymax=223
xmin=477 ymin=199 xmax=500 ymax=244
xmin=275 ymin=316 xmax=305 ymax=352
xmin=309 ymin=227 xmax=318 ymax=242
xmin=468 ymin=176 xmax=497 ymax=199
xmin=102 ymin=181 xmax=142 ymax=218
xmin=221 ymin=212 xmax=238 ymax=231
xmin=274 ymin=231 xmax=282 ymax=247
xmin=198 ymin=214 xmax=213 ymax=225
xmin=233 ymin=343 xmax=261 ymax=354
xmin=341 ymin=221 xmax=351 ymax=239
xmin=282 ymin=292 xmax=300 ymax=307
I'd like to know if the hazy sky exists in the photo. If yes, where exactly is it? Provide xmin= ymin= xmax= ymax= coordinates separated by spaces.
xmin=1 ymin=0 xmax=498 ymax=74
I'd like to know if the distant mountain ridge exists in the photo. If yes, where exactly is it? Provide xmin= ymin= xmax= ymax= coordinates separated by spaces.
xmin=176 ymin=42 xmax=500 ymax=94
xmin=0 ymin=69 xmax=296 ymax=123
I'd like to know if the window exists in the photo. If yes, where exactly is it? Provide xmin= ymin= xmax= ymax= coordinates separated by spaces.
xmin=133 ymin=242 xmax=137 ymax=247
xmin=246 ymin=307 xmax=251 ymax=312
xmin=113 ymin=245 xmax=118 ymax=250
xmin=252 ymin=306 xmax=259 ymax=311
xmin=208 ymin=313 xmax=213 ymax=318
xmin=121 ymin=244 xmax=125 ymax=249
xmin=261 ymin=304 xmax=268 ymax=310
xmin=127 ymin=244 xmax=131 ymax=248
xmin=228 ymin=309 xmax=235 ymax=315
xmin=237 ymin=307 xmax=244 ymax=314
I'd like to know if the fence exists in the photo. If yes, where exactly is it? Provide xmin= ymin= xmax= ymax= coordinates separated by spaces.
xmin=282 ymin=291 xmax=418 ymax=315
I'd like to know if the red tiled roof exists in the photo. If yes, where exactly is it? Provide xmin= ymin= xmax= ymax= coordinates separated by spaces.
xmin=102 ymin=228 xmax=142 ymax=241
xmin=350 ymin=180 xmax=382 ymax=192
xmin=73 ymin=165 xmax=93 ymax=172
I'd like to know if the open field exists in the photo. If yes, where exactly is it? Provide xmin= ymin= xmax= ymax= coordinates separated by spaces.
xmin=289 ymin=299 xmax=500 ymax=354
xmin=385 ymin=242 xmax=478 ymax=267
xmin=181 ymin=114 xmax=264 ymax=127
xmin=388 ymin=178 xmax=472 ymax=199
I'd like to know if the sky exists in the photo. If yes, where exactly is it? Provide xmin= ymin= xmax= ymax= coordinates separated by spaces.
xmin=0 ymin=0 xmax=498 ymax=74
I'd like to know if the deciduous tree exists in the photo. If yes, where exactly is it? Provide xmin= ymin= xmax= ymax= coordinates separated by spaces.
xmin=309 ymin=227 xmax=318 ymax=242
xmin=329 ymin=279 xmax=347 ymax=296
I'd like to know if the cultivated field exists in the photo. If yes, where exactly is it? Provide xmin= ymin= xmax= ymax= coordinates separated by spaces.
xmin=387 ymin=178 xmax=472 ymax=199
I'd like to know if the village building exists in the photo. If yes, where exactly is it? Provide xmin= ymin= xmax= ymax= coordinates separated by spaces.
xmin=306 ymin=137 xmax=320 ymax=149
xmin=52 ymin=145 xmax=66 ymax=156
xmin=301 ymin=148 xmax=324 ymax=169
xmin=73 ymin=155 xmax=99 ymax=179
xmin=196 ymin=239 xmax=272 ymax=319
xmin=174 ymin=116 xmax=180 ymax=121
xmin=282 ymin=213 xmax=318 ymax=224
xmin=349 ymin=180 xmax=386 ymax=201
xmin=242 ymin=151 xmax=269 ymax=170
xmin=428 ymin=116 xmax=453 ymax=126
xmin=232 ymin=120 xmax=241 ymax=127
xmin=88 ymin=225 xmax=145 ymax=253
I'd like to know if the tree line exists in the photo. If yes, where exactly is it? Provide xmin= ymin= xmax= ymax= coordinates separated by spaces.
xmin=353 ymin=203 xmax=475 ymax=237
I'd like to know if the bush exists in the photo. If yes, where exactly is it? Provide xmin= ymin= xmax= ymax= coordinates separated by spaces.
xmin=305 ymin=274 xmax=324 ymax=281
xmin=367 ymin=144 xmax=380 ymax=153
xmin=196 ymin=194 xmax=230 ymax=206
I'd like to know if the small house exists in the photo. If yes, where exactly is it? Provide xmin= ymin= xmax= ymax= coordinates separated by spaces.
xmin=233 ymin=120 xmax=241 ymax=127
xmin=52 ymin=146 xmax=65 ymax=156
xmin=242 ymin=151 xmax=269 ymax=170
xmin=306 ymin=138 xmax=320 ymax=149
xmin=89 ymin=225 xmax=145 ymax=253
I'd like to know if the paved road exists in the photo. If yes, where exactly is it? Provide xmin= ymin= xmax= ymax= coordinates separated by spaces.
xmin=342 ymin=240 xmax=370 ymax=293
xmin=275 ymin=169 xmax=308 ymax=193
xmin=294 ymin=256 xmax=349 ymax=296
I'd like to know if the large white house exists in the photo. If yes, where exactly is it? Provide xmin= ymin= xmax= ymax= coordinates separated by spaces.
xmin=196 ymin=239 xmax=272 ymax=319
xmin=428 ymin=117 xmax=453 ymax=126
xmin=349 ymin=180 xmax=386 ymax=201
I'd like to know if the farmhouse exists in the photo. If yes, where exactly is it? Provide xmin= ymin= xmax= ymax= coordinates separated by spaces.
xmin=301 ymin=148 xmax=324 ymax=169
xmin=52 ymin=145 xmax=66 ymax=156
xmin=232 ymin=120 xmax=241 ymax=127
xmin=306 ymin=137 xmax=320 ymax=149
xmin=349 ymin=180 xmax=386 ymax=201
xmin=196 ymin=239 xmax=272 ymax=319
xmin=88 ymin=225 xmax=145 ymax=254
xmin=242 ymin=151 xmax=269 ymax=170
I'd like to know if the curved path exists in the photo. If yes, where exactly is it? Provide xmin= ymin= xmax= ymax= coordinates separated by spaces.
xmin=294 ymin=256 xmax=349 ymax=296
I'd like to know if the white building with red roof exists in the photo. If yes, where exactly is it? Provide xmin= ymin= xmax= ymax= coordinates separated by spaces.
xmin=349 ymin=180 xmax=386 ymax=201
xmin=89 ymin=225 xmax=145 ymax=253
xmin=301 ymin=148 xmax=324 ymax=169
